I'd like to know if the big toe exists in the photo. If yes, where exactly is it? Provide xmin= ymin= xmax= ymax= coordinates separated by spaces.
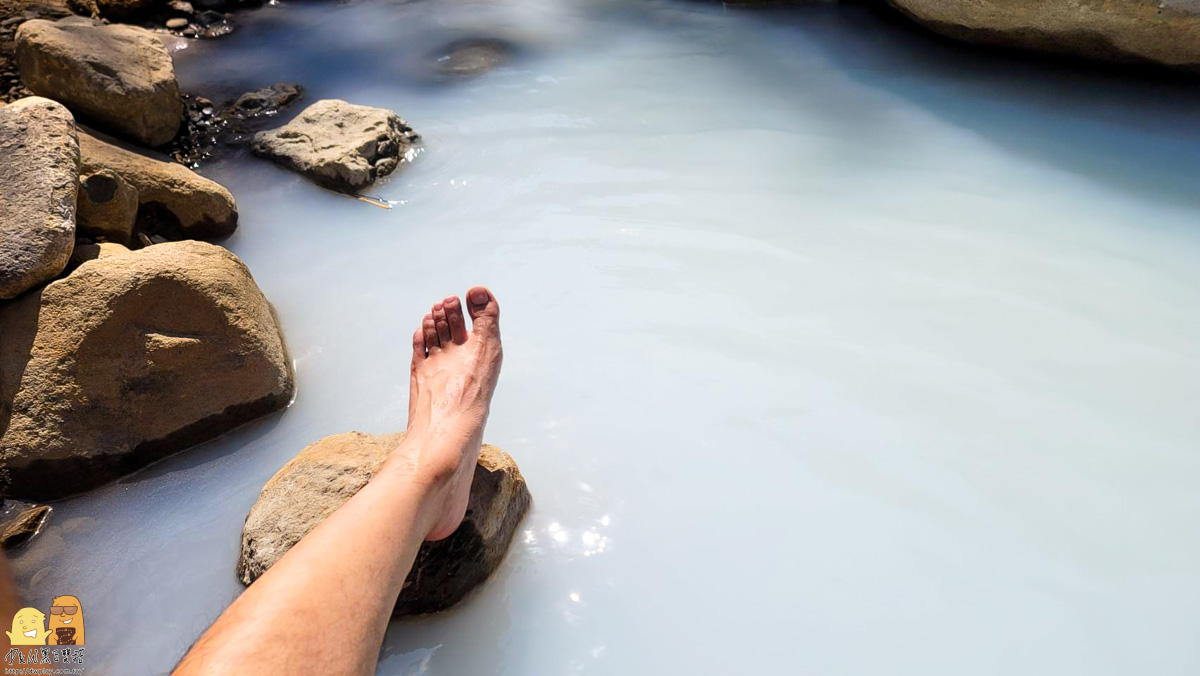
xmin=466 ymin=286 xmax=500 ymax=332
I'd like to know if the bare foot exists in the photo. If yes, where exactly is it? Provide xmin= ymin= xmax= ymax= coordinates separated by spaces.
xmin=398 ymin=287 xmax=503 ymax=541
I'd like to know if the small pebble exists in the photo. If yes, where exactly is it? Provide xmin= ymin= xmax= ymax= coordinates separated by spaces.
xmin=166 ymin=18 xmax=189 ymax=29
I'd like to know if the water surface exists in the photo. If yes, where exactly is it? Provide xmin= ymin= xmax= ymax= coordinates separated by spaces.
xmin=10 ymin=1 xmax=1200 ymax=673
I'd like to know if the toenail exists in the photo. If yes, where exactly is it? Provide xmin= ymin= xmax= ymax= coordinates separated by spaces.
xmin=471 ymin=290 xmax=488 ymax=305
xmin=434 ymin=302 xmax=443 ymax=311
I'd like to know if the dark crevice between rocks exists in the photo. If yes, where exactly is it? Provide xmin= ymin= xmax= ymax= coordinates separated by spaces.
xmin=166 ymin=83 xmax=304 ymax=167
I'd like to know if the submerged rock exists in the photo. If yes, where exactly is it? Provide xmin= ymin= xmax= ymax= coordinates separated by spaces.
xmin=229 ymin=83 xmax=302 ymax=119
xmin=0 ymin=96 xmax=78 ymax=300
xmin=888 ymin=0 xmax=1200 ymax=70
xmin=76 ymin=169 xmax=138 ymax=245
xmin=80 ymin=130 xmax=238 ymax=240
xmin=433 ymin=38 xmax=512 ymax=78
xmin=0 ymin=241 xmax=294 ymax=500
xmin=0 ymin=505 xmax=51 ymax=550
xmin=238 ymin=432 xmax=531 ymax=617
xmin=16 ymin=17 xmax=183 ymax=147
xmin=251 ymin=99 xmax=419 ymax=193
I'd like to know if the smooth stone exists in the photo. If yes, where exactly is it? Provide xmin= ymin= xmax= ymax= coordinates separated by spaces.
xmin=0 ymin=241 xmax=294 ymax=500
xmin=80 ymin=130 xmax=238 ymax=240
xmin=238 ymin=432 xmax=531 ymax=617
xmin=0 ymin=96 xmax=78 ymax=300
xmin=76 ymin=169 xmax=137 ymax=245
xmin=16 ymin=17 xmax=183 ymax=147
xmin=888 ymin=0 xmax=1200 ymax=70
xmin=435 ymin=38 xmax=512 ymax=77
xmin=166 ymin=18 xmax=189 ymax=29
xmin=251 ymin=99 xmax=418 ymax=193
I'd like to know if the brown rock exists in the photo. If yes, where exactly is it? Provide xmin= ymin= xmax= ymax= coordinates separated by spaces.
xmin=888 ymin=0 xmax=1200 ymax=70
xmin=80 ymin=131 xmax=237 ymax=240
xmin=238 ymin=432 xmax=531 ymax=617
xmin=0 ymin=241 xmax=294 ymax=500
xmin=76 ymin=169 xmax=137 ymax=245
xmin=0 ymin=505 xmax=50 ymax=550
xmin=65 ymin=240 xmax=129 ymax=273
xmin=16 ymin=17 xmax=183 ymax=147
xmin=0 ymin=96 xmax=78 ymax=299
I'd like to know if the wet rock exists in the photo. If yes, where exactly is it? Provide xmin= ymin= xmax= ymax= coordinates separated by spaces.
xmin=65 ymin=240 xmax=130 ymax=273
xmin=16 ymin=17 xmax=183 ymax=147
xmin=0 ymin=241 xmax=294 ymax=501
xmin=238 ymin=432 xmax=531 ymax=617
xmin=229 ymin=83 xmax=302 ymax=119
xmin=196 ymin=9 xmax=224 ymax=25
xmin=888 ymin=0 xmax=1200 ymax=70
xmin=80 ymin=130 xmax=238 ymax=240
xmin=0 ymin=505 xmax=50 ymax=550
xmin=76 ymin=169 xmax=137 ymax=245
xmin=165 ymin=17 xmax=188 ymax=29
xmin=434 ymin=38 xmax=512 ymax=78
xmin=91 ymin=0 xmax=160 ymax=20
xmin=168 ymin=0 xmax=195 ymax=13
xmin=251 ymin=99 xmax=419 ymax=193
xmin=0 ymin=96 xmax=78 ymax=300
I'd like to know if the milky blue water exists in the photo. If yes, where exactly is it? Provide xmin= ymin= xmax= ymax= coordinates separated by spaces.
xmin=9 ymin=1 xmax=1200 ymax=673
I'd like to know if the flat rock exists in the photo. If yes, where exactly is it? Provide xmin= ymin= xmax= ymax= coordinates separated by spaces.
xmin=251 ymin=99 xmax=419 ymax=193
xmin=76 ymin=168 xmax=137 ymax=245
xmin=0 ymin=240 xmax=294 ymax=500
xmin=0 ymin=505 xmax=50 ymax=550
xmin=0 ymin=96 xmax=78 ymax=299
xmin=80 ymin=130 xmax=238 ymax=240
xmin=16 ymin=17 xmax=183 ymax=147
xmin=888 ymin=0 xmax=1200 ymax=70
xmin=238 ymin=432 xmax=531 ymax=617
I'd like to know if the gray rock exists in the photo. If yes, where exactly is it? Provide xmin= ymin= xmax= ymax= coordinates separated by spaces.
xmin=80 ymin=130 xmax=238 ymax=240
xmin=0 ymin=241 xmax=294 ymax=500
xmin=0 ymin=96 xmax=78 ymax=300
xmin=16 ymin=17 xmax=183 ymax=147
xmin=238 ymin=432 xmax=531 ymax=617
xmin=0 ymin=505 xmax=50 ymax=550
xmin=76 ymin=169 xmax=137 ymax=245
xmin=888 ymin=0 xmax=1200 ymax=70
xmin=251 ymin=99 xmax=419 ymax=193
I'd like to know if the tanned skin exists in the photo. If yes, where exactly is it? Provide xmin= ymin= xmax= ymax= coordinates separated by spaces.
xmin=173 ymin=287 xmax=503 ymax=676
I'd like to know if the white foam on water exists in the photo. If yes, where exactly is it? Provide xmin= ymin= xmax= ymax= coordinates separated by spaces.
xmin=10 ymin=1 xmax=1200 ymax=673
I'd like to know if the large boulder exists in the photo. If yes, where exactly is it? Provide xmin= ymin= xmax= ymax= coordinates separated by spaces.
xmin=887 ymin=0 xmax=1200 ymax=70
xmin=251 ymin=99 xmax=419 ymax=193
xmin=238 ymin=432 xmax=531 ymax=617
xmin=0 ymin=241 xmax=294 ymax=500
xmin=80 ymin=131 xmax=237 ymax=239
xmin=0 ymin=96 xmax=78 ymax=299
xmin=15 ymin=17 xmax=183 ymax=147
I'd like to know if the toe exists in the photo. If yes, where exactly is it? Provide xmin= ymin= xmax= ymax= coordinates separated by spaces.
xmin=466 ymin=286 xmax=500 ymax=332
xmin=433 ymin=302 xmax=452 ymax=345
xmin=411 ymin=326 xmax=425 ymax=362
xmin=423 ymin=313 xmax=440 ymax=352
xmin=444 ymin=295 xmax=468 ymax=345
